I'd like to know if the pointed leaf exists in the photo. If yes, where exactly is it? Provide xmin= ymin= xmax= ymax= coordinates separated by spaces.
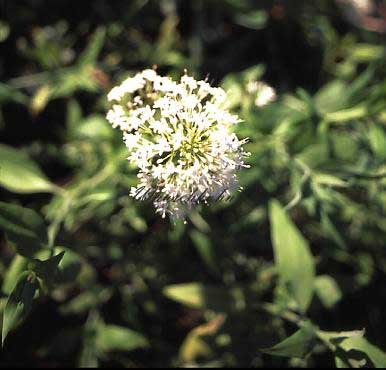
xmin=79 ymin=311 xmax=99 ymax=368
xmin=78 ymin=27 xmax=106 ymax=66
xmin=261 ymin=321 xmax=317 ymax=358
xmin=0 ymin=144 xmax=55 ymax=193
xmin=30 ymin=251 xmax=65 ymax=282
xmin=269 ymin=200 xmax=315 ymax=312
xmin=190 ymin=230 xmax=219 ymax=273
xmin=337 ymin=337 xmax=386 ymax=368
xmin=2 ymin=271 xmax=39 ymax=345
xmin=163 ymin=283 xmax=244 ymax=312
xmin=315 ymin=275 xmax=342 ymax=309
xmin=2 ymin=255 xmax=28 ymax=295
xmin=96 ymin=324 xmax=149 ymax=353
xmin=0 ymin=201 xmax=47 ymax=257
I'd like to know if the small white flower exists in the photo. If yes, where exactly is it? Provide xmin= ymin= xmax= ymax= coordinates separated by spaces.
xmin=106 ymin=70 xmax=249 ymax=220
xmin=247 ymin=81 xmax=276 ymax=107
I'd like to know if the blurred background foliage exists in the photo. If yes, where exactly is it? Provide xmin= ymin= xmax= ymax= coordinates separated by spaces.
xmin=1 ymin=0 xmax=386 ymax=367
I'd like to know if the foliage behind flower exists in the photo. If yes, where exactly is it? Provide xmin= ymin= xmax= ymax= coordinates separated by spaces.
xmin=106 ymin=70 xmax=249 ymax=220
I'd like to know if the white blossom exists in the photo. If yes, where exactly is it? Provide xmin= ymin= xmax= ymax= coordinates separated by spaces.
xmin=106 ymin=70 xmax=249 ymax=220
xmin=246 ymin=81 xmax=277 ymax=107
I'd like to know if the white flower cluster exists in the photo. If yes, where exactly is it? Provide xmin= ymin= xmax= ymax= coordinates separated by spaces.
xmin=107 ymin=69 xmax=249 ymax=220
xmin=246 ymin=80 xmax=277 ymax=107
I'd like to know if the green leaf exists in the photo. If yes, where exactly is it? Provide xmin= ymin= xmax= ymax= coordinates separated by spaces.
xmin=234 ymin=10 xmax=268 ymax=30
xmin=320 ymin=210 xmax=346 ymax=249
xmin=72 ymin=114 xmax=113 ymax=141
xmin=350 ymin=44 xmax=385 ymax=63
xmin=337 ymin=337 xmax=386 ymax=368
xmin=2 ymin=271 xmax=39 ymax=345
xmin=57 ymin=248 xmax=88 ymax=285
xmin=2 ymin=255 xmax=28 ymax=295
xmin=368 ymin=125 xmax=386 ymax=160
xmin=314 ymin=81 xmax=348 ymax=115
xmin=96 ymin=324 xmax=149 ymax=353
xmin=60 ymin=288 xmax=112 ymax=315
xmin=317 ymin=328 xmax=365 ymax=349
xmin=324 ymin=105 xmax=367 ymax=123
xmin=0 ymin=202 xmax=47 ymax=257
xmin=269 ymin=200 xmax=315 ymax=312
xmin=190 ymin=230 xmax=219 ymax=273
xmin=79 ymin=311 xmax=99 ymax=368
xmin=0 ymin=83 xmax=28 ymax=105
xmin=261 ymin=321 xmax=317 ymax=358
xmin=30 ymin=251 xmax=65 ymax=282
xmin=78 ymin=27 xmax=106 ymax=66
xmin=0 ymin=144 xmax=55 ymax=193
xmin=315 ymin=275 xmax=342 ymax=309
xmin=163 ymin=283 xmax=245 ymax=312
xmin=313 ymin=173 xmax=348 ymax=188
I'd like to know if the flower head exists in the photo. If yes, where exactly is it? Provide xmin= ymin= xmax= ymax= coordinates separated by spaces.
xmin=107 ymin=69 xmax=249 ymax=220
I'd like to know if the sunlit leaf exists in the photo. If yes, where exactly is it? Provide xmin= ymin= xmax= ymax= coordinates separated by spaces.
xmin=234 ymin=10 xmax=268 ymax=30
xmin=324 ymin=105 xmax=367 ymax=123
xmin=315 ymin=275 xmax=342 ymax=309
xmin=30 ymin=84 xmax=52 ymax=115
xmin=261 ymin=321 xmax=317 ymax=358
xmin=336 ymin=337 xmax=386 ymax=368
xmin=163 ymin=283 xmax=245 ymax=312
xmin=0 ymin=144 xmax=55 ymax=193
xmin=2 ymin=255 xmax=28 ymax=295
xmin=2 ymin=271 xmax=39 ymax=346
xmin=269 ymin=200 xmax=315 ymax=312
xmin=314 ymin=81 xmax=348 ymax=115
xmin=96 ymin=324 xmax=149 ymax=353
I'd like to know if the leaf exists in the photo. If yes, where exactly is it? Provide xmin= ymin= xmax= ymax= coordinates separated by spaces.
xmin=163 ymin=283 xmax=245 ymax=312
xmin=30 ymin=251 xmax=65 ymax=282
xmin=315 ymin=275 xmax=342 ymax=309
xmin=0 ymin=144 xmax=55 ymax=193
xmin=72 ymin=114 xmax=113 ymax=141
xmin=337 ymin=337 xmax=386 ymax=368
xmin=60 ymin=288 xmax=112 ymax=315
xmin=78 ymin=27 xmax=106 ymax=66
xmin=234 ymin=10 xmax=268 ymax=30
xmin=30 ymin=85 xmax=52 ymax=115
xmin=368 ymin=125 xmax=386 ymax=160
xmin=190 ymin=230 xmax=219 ymax=273
xmin=317 ymin=328 xmax=365 ymax=349
xmin=0 ymin=83 xmax=28 ymax=105
xmin=350 ymin=44 xmax=385 ymax=63
xmin=2 ymin=271 xmax=39 ymax=345
xmin=324 ymin=105 xmax=367 ymax=123
xmin=261 ymin=321 xmax=317 ymax=358
xmin=269 ymin=200 xmax=315 ymax=312
xmin=2 ymin=255 xmax=28 ymax=295
xmin=179 ymin=315 xmax=226 ymax=363
xmin=313 ymin=173 xmax=348 ymax=188
xmin=79 ymin=311 xmax=99 ymax=368
xmin=0 ymin=202 xmax=47 ymax=257
xmin=96 ymin=324 xmax=149 ymax=353
xmin=320 ymin=209 xmax=347 ymax=249
xmin=67 ymin=99 xmax=83 ymax=132
xmin=314 ymin=81 xmax=348 ymax=115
